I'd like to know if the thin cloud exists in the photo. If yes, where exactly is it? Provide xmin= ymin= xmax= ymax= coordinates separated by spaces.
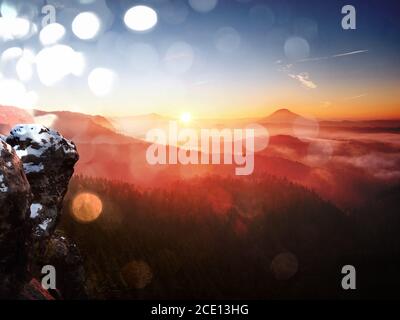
xmin=321 ymin=101 xmax=332 ymax=108
xmin=279 ymin=64 xmax=317 ymax=89
xmin=191 ymin=79 xmax=216 ymax=87
xmin=298 ymin=49 xmax=369 ymax=63
xmin=333 ymin=50 xmax=369 ymax=58
xmin=297 ymin=56 xmax=329 ymax=62
xmin=296 ymin=50 xmax=369 ymax=63
xmin=289 ymin=72 xmax=317 ymax=89
xmin=345 ymin=93 xmax=367 ymax=100
xmin=277 ymin=49 xmax=368 ymax=90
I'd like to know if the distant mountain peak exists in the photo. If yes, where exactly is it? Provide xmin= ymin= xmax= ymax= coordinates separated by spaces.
xmin=271 ymin=108 xmax=297 ymax=116
xmin=265 ymin=108 xmax=301 ymax=123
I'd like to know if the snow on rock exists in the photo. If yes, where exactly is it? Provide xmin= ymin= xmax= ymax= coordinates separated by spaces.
xmin=39 ymin=218 xmax=51 ymax=231
xmin=30 ymin=203 xmax=43 ymax=218
xmin=0 ymin=174 xmax=7 ymax=192
xmin=24 ymin=162 xmax=44 ymax=174
xmin=8 ymin=124 xmax=77 ymax=160
xmin=6 ymin=124 xmax=79 ymax=238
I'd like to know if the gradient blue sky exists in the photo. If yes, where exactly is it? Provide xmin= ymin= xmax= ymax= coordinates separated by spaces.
xmin=1 ymin=0 xmax=399 ymax=119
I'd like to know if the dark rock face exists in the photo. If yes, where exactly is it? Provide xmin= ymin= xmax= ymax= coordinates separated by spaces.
xmin=0 ymin=138 xmax=31 ymax=298
xmin=6 ymin=125 xmax=79 ymax=238
xmin=36 ymin=231 xmax=87 ymax=299
xmin=0 ymin=125 xmax=85 ymax=299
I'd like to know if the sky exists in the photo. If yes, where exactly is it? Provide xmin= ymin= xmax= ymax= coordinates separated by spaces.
xmin=0 ymin=0 xmax=399 ymax=120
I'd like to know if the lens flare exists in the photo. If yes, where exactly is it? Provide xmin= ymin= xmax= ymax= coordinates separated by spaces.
xmin=160 ymin=0 xmax=189 ymax=25
xmin=16 ymin=57 xmax=33 ymax=82
xmin=15 ymin=49 xmax=35 ymax=82
xmin=0 ymin=17 xmax=31 ymax=41
xmin=0 ymin=2 xmax=17 ymax=18
xmin=284 ymin=37 xmax=310 ymax=61
xmin=0 ymin=78 xmax=37 ymax=108
xmin=121 ymin=260 xmax=153 ymax=289
xmin=71 ymin=192 xmax=103 ymax=223
xmin=270 ymin=252 xmax=299 ymax=280
xmin=189 ymin=0 xmax=218 ymax=13
xmin=215 ymin=27 xmax=241 ymax=53
xmin=1 ymin=47 xmax=23 ymax=62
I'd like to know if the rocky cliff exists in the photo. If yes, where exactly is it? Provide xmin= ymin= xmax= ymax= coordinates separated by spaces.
xmin=0 ymin=124 xmax=85 ymax=299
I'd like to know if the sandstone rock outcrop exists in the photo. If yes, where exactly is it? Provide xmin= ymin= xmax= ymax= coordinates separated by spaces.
xmin=6 ymin=125 xmax=79 ymax=238
xmin=0 ymin=125 xmax=84 ymax=299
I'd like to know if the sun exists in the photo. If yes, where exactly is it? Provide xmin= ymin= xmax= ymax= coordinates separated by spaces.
xmin=180 ymin=112 xmax=192 ymax=124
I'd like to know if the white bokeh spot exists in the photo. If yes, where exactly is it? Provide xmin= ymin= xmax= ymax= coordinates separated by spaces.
xmin=40 ymin=23 xmax=66 ymax=45
xmin=88 ymin=68 xmax=117 ymax=97
xmin=36 ymin=45 xmax=86 ymax=86
xmin=124 ymin=6 xmax=158 ymax=32
xmin=72 ymin=12 xmax=101 ymax=40
xmin=284 ymin=37 xmax=310 ymax=61
xmin=16 ymin=49 xmax=35 ymax=82
xmin=189 ymin=0 xmax=218 ymax=13
xmin=215 ymin=27 xmax=241 ymax=53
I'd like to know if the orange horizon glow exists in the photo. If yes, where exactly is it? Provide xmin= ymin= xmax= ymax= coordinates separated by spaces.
xmin=30 ymin=80 xmax=400 ymax=121
xmin=29 ymin=102 xmax=400 ymax=122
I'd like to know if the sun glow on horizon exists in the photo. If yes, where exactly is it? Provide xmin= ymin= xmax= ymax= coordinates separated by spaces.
xmin=180 ymin=112 xmax=192 ymax=124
